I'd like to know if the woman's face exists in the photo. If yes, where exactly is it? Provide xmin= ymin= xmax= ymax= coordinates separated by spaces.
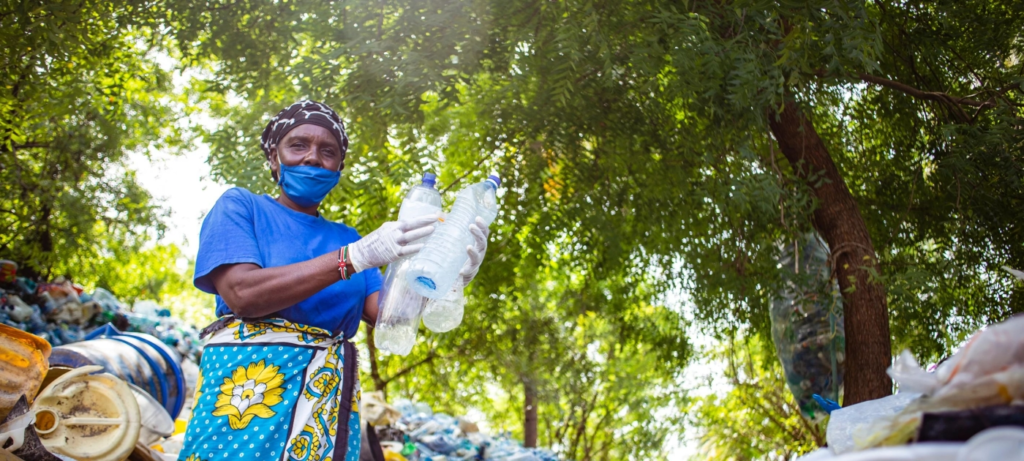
xmin=270 ymin=124 xmax=344 ymax=179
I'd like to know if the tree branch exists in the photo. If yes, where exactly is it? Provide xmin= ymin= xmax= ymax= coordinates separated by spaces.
xmin=380 ymin=350 xmax=441 ymax=385
xmin=365 ymin=324 xmax=386 ymax=397
xmin=441 ymin=154 xmax=492 ymax=194
xmin=858 ymin=73 xmax=995 ymax=108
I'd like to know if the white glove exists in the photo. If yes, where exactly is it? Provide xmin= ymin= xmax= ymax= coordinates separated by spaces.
xmin=459 ymin=217 xmax=490 ymax=285
xmin=349 ymin=214 xmax=440 ymax=273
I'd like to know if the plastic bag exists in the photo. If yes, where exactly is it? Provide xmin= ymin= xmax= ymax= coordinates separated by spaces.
xmin=361 ymin=391 xmax=402 ymax=427
xmin=90 ymin=288 xmax=125 ymax=312
xmin=799 ymin=427 xmax=1024 ymax=461
xmin=839 ymin=315 xmax=1024 ymax=452
xmin=826 ymin=392 xmax=921 ymax=454
xmin=771 ymin=233 xmax=845 ymax=419
xmin=888 ymin=315 xmax=1024 ymax=400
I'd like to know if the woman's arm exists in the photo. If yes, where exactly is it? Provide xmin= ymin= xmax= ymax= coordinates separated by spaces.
xmin=362 ymin=291 xmax=380 ymax=325
xmin=208 ymin=251 xmax=341 ymax=318
xmin=207 ymin=213 xmax=438 ymax=318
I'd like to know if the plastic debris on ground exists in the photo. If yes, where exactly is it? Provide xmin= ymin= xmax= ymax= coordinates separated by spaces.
xmin=798 ymin=314 xmax=1024 ymax=460
xmin=368 ymin=398 xmax=560 ymax=461
xmin=1 ymin=261 xmax=201 ymax=461
xmin=0 ymin=324 xmax=51 ymax=420
xmin=0 ymin=355 xmax=148 ymax=461
xmin=31 ymin=365 xmax=142 ymax=461
xmin=0 ymin=266 xmax=203 ymax=363
xmin=771 ymin=233 xmax=846 ymax=420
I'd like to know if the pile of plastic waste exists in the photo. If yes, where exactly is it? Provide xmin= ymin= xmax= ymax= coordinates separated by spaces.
xmin=797 ymin=308 xmax=1024 ymax=460
xmin=361 ymin=393 xmax=559 ymax=461
xmin=1 ymin=322 xmax=190 ymax=461
xmin=0 ymin=260 xmax=202 ymax=362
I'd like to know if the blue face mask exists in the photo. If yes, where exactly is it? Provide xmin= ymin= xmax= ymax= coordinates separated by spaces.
xmin=277 ymin=160 xmax=341 ymax=208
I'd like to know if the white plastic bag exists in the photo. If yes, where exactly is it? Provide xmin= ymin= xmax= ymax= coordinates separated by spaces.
xmin=799 ymin=427 xmax=1024 ymax=461
xmin=959 ymin=427 xmax=1024 ymax=461
xmin=839 ymin=315 xmax=1024 ymax=452
xmin=887 ymin=315 xmax=1024 ymax=402
xmin=826 ymin=392 xmax=921 ymax=454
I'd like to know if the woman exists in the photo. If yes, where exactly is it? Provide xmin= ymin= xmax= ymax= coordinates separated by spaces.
xmin=178 ymin=101 xmax=490 ymax=461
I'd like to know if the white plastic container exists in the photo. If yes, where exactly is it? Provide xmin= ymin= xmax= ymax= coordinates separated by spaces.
xmin=374 ymin=173 xmax=443 ymax=355
xmin=31 ymin=365 xmax=142 ymax=461
xmin=406 ymin=175 xmax=500 ymax=300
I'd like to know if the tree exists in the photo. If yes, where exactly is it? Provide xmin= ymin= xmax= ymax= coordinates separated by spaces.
xmin=159 ymin=0 xmax=1023 ymax=453
xmin=688 ymin=335 xmax=824 ymax=460
xmin=429 ymin=0 xmax=1022 ymax=404
xmin=0 ymin=0 xmax=188 ymax=281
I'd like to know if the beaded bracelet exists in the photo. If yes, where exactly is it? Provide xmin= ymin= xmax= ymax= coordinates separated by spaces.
xmin=337 ymin=245 xmax=355 ymax=280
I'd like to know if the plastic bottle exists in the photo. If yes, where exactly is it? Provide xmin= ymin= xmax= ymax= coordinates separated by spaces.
xmin=421 ymin=278 xmax=466 ymax=332
xmin=406 ymin=175 xmax=500 ymax=301
xmin=374 ymin=173 xmax=443 ymax=355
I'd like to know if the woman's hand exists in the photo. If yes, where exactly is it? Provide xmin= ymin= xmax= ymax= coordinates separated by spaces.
xmin=348 ymin=213 xmax=440 ymax=272
xmin=459 ymin=217 xmax=490 ymax=285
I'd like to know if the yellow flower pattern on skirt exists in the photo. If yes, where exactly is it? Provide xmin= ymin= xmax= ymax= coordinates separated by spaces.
xmin=178 ymin=317 xmax=361 ymax=461
xmin=232 ymin=319 xmax=330 ymax=344
xmin=193 ymin=370 xmax=204 ymax=405
xmin=212 ymin=360 xmax=286 ymax=429
xmin=288 ymin=344 xmax=344 ymax=461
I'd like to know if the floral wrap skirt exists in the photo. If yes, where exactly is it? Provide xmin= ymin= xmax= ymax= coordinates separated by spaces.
xmin=178 ymin=318 xmax=361 ymax=461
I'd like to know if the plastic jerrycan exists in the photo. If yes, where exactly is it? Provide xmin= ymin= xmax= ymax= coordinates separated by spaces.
xmin=0 ymin=324 xmax=50 ymax=420
xmin=374 ymin=173 xmax=443 ymax=355
xmin=406 ymin=174 xmax=500 ymax=300
xmin=31 ymin=365 xmax=142 ymax=461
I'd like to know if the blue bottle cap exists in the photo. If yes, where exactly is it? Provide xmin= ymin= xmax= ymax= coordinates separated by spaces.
xmin=487 ymin=174 xmax=501 ymax=188
xmin=421 ymin=172 xmax=437 ymax=188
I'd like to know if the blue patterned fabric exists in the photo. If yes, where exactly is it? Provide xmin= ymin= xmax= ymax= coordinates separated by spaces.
xmin=179 ymin=319 xmax=361 ymax=461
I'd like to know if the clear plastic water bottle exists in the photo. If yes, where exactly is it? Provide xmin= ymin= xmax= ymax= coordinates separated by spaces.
xmin=406 ymin=174 xmax=500 ymax=299
xmin=422 ymin=278 xmax=466 ymax=332
xmin=374 ymin=173 xmax=443 ymax=355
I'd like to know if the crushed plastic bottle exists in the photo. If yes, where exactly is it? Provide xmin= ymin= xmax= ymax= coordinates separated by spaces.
xmin=406 ymin=174 xmax=500 ymax=300
xmin=375 ymin=173 xmax=443 ymax=356
xmin=375 ymin=268 xmax=425 ymax=356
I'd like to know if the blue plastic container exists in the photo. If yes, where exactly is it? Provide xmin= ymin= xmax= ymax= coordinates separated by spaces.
xmin=49 ymin=323 xmax=185 ymax=419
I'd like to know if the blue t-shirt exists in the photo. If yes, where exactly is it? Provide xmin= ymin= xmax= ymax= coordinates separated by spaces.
xmin=193 ymin=187 xmax=382 ymax=339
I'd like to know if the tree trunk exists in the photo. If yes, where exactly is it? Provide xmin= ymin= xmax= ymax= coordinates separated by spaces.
xmin=365 ymin=324 xmax=387 ymax=400
xmin=768 ymin=100 xmax=893 ymax=405
xmin=524 ymin=378 xmax=538 ymax=448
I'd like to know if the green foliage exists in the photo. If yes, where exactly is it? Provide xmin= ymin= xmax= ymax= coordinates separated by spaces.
xmin=688 ymin=335 xmax=824 ymax=460
xmin=368 ymin=233 xmax=689 ymax=458
xmin=0 ymin=0 xmax=189 ymax=281
xmin=9 ymin=0 xmax=1021 ymax=456
xmin=160 ymin=0 xmax=1023 ymax=454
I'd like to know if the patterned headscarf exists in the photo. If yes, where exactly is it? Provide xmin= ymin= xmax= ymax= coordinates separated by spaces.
xmin=260 ymin=100 xmax=349 ymax=168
